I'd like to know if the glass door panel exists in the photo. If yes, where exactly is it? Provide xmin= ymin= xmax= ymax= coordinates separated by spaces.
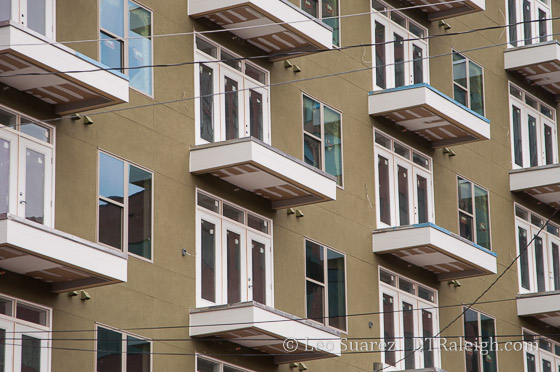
xmin=13 ymin=323 xmax=49 ymax=372
xmin=0 ymin=318 xmax=14 ymax=372
xmin=394 ymin=159 xmax=413 ymax=226
xmin=244 ymin=80 xmax=269 ymax=143
xmin=222 ymin=221 xmax=246 ymax=305
xmin=247 ymin=232 xmax=271 ymax=306
xmin=220 ymin=68 xmax=244 ymax=141
xmin=413 ymin=167 xmax=432 ymax=224
xmin=18 ymin=0 xmax=54 ymax=38
xmin=0 ymin=130 xmax=18 ymax=217
xmin=197 ymin=213 xmax=221 ymax=307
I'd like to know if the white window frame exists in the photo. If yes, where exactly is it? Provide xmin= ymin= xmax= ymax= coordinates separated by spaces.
xmin=523 ymin=329 xmax=560 ymax=372
xmin=457 ymin=175 xmax=491 ymax=250
xmin=195 ymin=190 xmax=274 ymax=308
xmin=0 ymin=293 xmax=52 ymax=372
xmin=506 ymin=0 xmax=551 ymax=47
xmin=378 ymin=268 xmax=440 ymax=371
xmin=95 ymin=323 xmax=152 ymax=372
xmin=300 ymin=0 xmax=341 ymax=47
xmin=371 ymin=0 xmax=429 ymax=91
xmin=195 ymin=355 xmax=257 ymax=372
xmin=194 ymin=35 xmax=271 ymax=145
xmin=0 ymin=105 xmax=55 ymax=228
xmin=373 ymin=130 xmax=434 ymax=228
xmin=96 ymin=150 xmax=154 ymax=261
xmin=452 ymin=51 xmax=485 ymax=116
xmin=462 ymin=307 xmax=498 ymax=372
xmin=514 ymin=204 xmax=560 ymax=294
xmin=509 ymin=83 xmax=557 ymax=169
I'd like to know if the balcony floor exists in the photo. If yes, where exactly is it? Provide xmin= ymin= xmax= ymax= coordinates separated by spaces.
xmin=509 ymin=163 xmax=560 ymax=208
xmin=517 ymin=291 xmax=560 ymax=327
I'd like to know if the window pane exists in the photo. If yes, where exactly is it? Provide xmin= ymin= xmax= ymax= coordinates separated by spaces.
xmin=0 ymin=328 xmax=4 ymax=372
xmin=512 ymin=106 xmax=523 ymax=166
xmin=0 ymin=137 xmax=10 ymax=215
xmin=526 ymin=353 xmax=536 ymax=372
xmin=301 ymin=0 xmax=318 ymax=18
xmin=422 ymin=310 xmax=434 ymax=368
xmin=469 ymin=62 xmax=484 ymax=115
xmin=519 ymin=227 xmax=531 ymax=290
xmin=304 ymin=134 xmax=322 ymax=169
xmin=20 ymin=120 xmax=50 ymax=143
xmin=197 ymin=192 xmax=219 ymax=213
xmin=0 ymin=297 xmax=12 ymax=316
xmin=459 ymin=212 xmax=474 ymax=243
xmin=247 ymin=214 xmax=268 ymax=234
xmin=128 ymin=165 xmax=152 ymax=259
xmin=403 ymin=302 xmax=415 ymax=369
xmin=303 ymin=96 xmax=321 ymax=138
xmin=393 ymin=142 xmax=410 ymax=159
xmin=128 ymin=2 xmax=152 ymax=95
xmin=397 ymin=166 xmax=409 ymax=226
xmin=453 ymin=53 xmax=467 ymax=88
xmin=412 ymin=45 xmax=423 ymax=84
xmin=544 ymin=124 xmax=553 ymax=165
xmin=391 ymin=12 xmax=406 ymax=28
xmin=221 ymin=50 xmax=241 ymax=71
xmin=306 ymin=281 xmax=324 ymax=322
xmin=99 ymin=200 xmax=123 ymax=249
xmin=200 ymin=64 xmax=214 ymax=142
xmin=480 ymin=314 xmax=497 ymax=372
xmin=100 ymin=0 xmax=124 ymax=37
xmin=418 ymin=286 xmax=435 ymax=303
xmin=0 ymin=0 xmax=9 ymax=22
xmin=306 ymin=240 xmax=324 ymax=283
xmin=375 ymin=132 xmax=391 ymax=149
xmin=534 ymin=236 xmax=546 ymax=292
xmin=394 ymin=34 xmax=405 ymax=87
xmin=197 ymin=357 xmax=219 ymax=372
xmin=417 ymin=175 xmax=429 ymax=223
xmin=252 ymin=240 xmax=267 ymax=304
xmin=21 ymin=335 xmax=41 ymax=372
xmin=99 ymin=153 xmax=124 ymax=203
xmin=412 ymin=152 xmax=429 ymax=169
xmin=249 ymin=90 xmax=263 ymax=140
xmin=508 ymin=0 xmax=517 ymax=46
xmin=375 ymin=22 xmax=386 ymax=89
xmin=0 ymin=109 xmax=16 ymax=127
xmin=127 ymin=336 xmax=150 ymax=372
xmin=409 ymin=22 xmax=424 ymax=38
xmin=474 ymin=186 xmax=490 ymax=250
xmin=458 ymin=178 xmax=473 ymax=214
xmin=226 ymin=230 xmax=241 ymax=304
xmin=196 ymin=37 xmax=217 ymax=58
xmin=97 ymin=327 xmax=122 ymax=372
xmin=327 ymin=249 xmax=346 ymax=331
xmin=464 ymin=308 xmax=479 ymax=372
xmin=224 ymin=77 xmax=239 ymax=140
xmin=201 ymin=220 xmax=216 ymax=303
xmin=16 ymin=303 xmax=47 ymax=326
xmin=324 ymin=107 xmax=342 ymax=185
xmin=378 ymin=156 xmax=391 ymax=225
xmin=25 ymin=149 xmax=45 ymax=224
xmin=523 ymin=0 xmax=532 ymax=44
xmin=528 ymin=115 xmax=538 ymax=166
xmin=553 ymin=243 xmax=560 ymax=291
xmin=383 ymin=294 xmax=396 ymax=366
xmin=223 ymin=203 xmax=244 ymax=223
xmin=399 ymin=278 xmax=415 ymax=295
xmin=380 ymin=270 xmax=396 ymax=286
xmin=542 ymin=360 xmax=552 ymax=372
xmin=100 ymin=32 xmax=123 ymax=72
xmin=539 ymin=9 xmax=547 ymax=42
xmin=454 ymin=84 xmax=468 ymax=107
xmin=323 ymin=0 xmax=339 ymax=46
xmin=245 ymin=64 xmax=266 ymax=84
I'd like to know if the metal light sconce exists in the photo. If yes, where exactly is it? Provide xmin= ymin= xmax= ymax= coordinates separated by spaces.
xmin=439 ymin=20 xmax=451 ymax=30
xmin=448 ymin=279 xmax=461 ymax=288
xmin=83 ymin=115 xmax=94 ymax=125
xmin=443 ymin=147 xmax=456 ymax=157
xmin=80 ymin=290 xmax=91 ymax=301
xmin=295 ymin=209 xmax=304 ymax=218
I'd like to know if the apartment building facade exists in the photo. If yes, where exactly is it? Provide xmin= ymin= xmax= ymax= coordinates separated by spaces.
xmin=0 ymin=0 xmax=560 ymax=371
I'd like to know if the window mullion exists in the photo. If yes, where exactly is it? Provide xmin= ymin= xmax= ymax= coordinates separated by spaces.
xmin=320 ymin=103 xmax=326 ymax=172
xmin=124 ymin=161 xmax=129 ymax=253
xmin=323 ymin=246 xmax=328 ymax=325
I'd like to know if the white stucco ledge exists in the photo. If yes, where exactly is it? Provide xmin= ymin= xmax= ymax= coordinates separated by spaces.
xmin=373 ymin=223 xmax=497 ymax=281
xmin=190 ymin=301 xmax=341 ymax=364
xmin=517 ymin=291 xmax=560 ymax=328
xmin=403 ymin=0 xmax=485 ymax=21
xmin=509 ymin=163 xmax=560 ymax=209
xmin=0 ymin=213 xmax=127 ymax=292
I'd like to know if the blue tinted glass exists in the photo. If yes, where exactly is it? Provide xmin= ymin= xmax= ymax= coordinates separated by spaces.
xmin=100 ymin=0 xmax=124 ymax=37
xmin=100 ymin=32 xmax=123 ymax=71
xmin=128 ymin=2 xmax=152 ymax=95
xmin=99 ymin=153 xmax=124 ymax=203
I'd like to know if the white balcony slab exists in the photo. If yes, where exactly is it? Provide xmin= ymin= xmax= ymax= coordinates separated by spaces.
xmin=369 ymin=84 xmax=490 ymax=148
xmin=405 ymin=0 xmax=485 ymax=20
xmin=190 ymin=301 xmax=341 ymax=364
xmin=190 ymin=137 xmax=337 ymax=209
xmin=0 ymin=21 xmax=129 ymax=114
xmin=372 ymin=223 xmax=497 ymax=280
xmin=517 ymin=291 xmax=560 ymax=328
xmin=504 ymin=42 xmax=560 ymax=97
xmin=0 ymin=214 xmax=127 ymax=292
xmin=510 ymin=164 xmax=560 ymax=208
xmin=188 ymin=0 xmax=333 ymax=60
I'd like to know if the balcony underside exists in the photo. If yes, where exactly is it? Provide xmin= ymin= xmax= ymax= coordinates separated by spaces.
xmin=369 ymin=84 xmax=490 ymax=148
xmin=517 ymin=291 xmax=560 ymax=327
xmin=405 ymin=0 xmax=485 ymax=20
xmin=190 ymin=137 xmax=337 ymax=209
xmin=0 ymin=21 xmax=129 ymax=114
xmin=188 ymin=0 xmax=333 ymax=60
xmin=373 ymin=223 xmax=497 ymax=280
xmin=504 ymin=42 xmax=560 ymax=98
xmin=0 ymin=214 xmax=127 ymax=292
xmin=510 ymin=164 xmax=560 ymax=208
xmin=190 ymin=301 xmax=341 ymax=364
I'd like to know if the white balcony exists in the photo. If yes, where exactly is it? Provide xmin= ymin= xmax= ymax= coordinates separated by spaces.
xmin=190 ymin=137 xmax=337 ymax=209
xmin=369 ymin=84 xmax=490 ymax=148
xmin=0 ymin=21 xmax=129 ymax=115
xmin=190 ymin=301 xmax=341 ymax=364
xmin=0 ymin=214 xmax=127 ymax=292
xmin=188 ymin=0 xmax=333 ymax=60
xmin=405 ymin=0 xmax=485 ymax=20
xmin=517 ymin=291 xmax=560 ymax=327
xmin=504 ymin=42 xmax=560 ymax=97
xmin=510 ymin=164 xmax=560 ymax=209
xmin=372 ymin=223 xmax=497 ymax=280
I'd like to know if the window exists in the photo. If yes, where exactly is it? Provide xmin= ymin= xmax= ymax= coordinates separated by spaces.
xmin=507 ymin=0 xmax=551 ymax=47
xmin=509 ymin=83 xmax=557 ymax=169
xmin=97 ymin=152 xmax=153 ymax=260
xmin=194 ymin=36 xmax=270 ymax=145
xmin=0 ymin=0 xmax=54 ymax=38
xmin=463 ymin=308 xmax=497 ymax=372
xmin=515 ymin=205 xmax=560 ymax=293
xmin=303 ymin=94 xmax=343 ymax=185
xmin=300 ymin=0 xmax=340 ymax=47
xmin=196 ymin=191 xmax=273 ymax=308
xmin=379 ymin=268 xmax=439 ymax=370
xmin=305 ymin=239 xmax=346 ymax=331
xmin=457 ymin=176 xmax=491 ymax=250
xmin=100 ymin=0 xmax=153 ymax=95
xmin=0 ymin=106 xmax=54 ymax=227
xmin=453 ymin=52 xmax=484 ymax=116
xmin=0 ymin=294 xmax=51 ymax=372
xmin=372 ymin=0 xmax=428 ymax=90
xmin=523 ymin=331 xmax=560 ymax=372
xmin=96 ymin=325 xmax=151 ymax=372
xmin=374 ymin=131 xmax=434 ymax=228
xmin=196 ymin=355 xmax=255 ymax=372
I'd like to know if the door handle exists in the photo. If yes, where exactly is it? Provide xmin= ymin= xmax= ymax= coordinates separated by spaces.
xmin=19 ymin=200 xmax=27 ymax=204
